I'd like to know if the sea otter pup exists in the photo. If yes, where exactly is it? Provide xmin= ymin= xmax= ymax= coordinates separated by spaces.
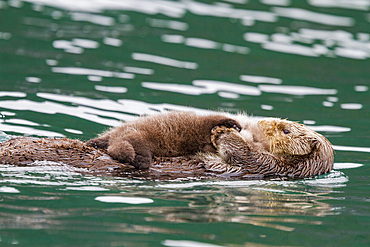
xmin=86 ymin=111 xmax=241 ymax=169
xmin=203 ymin=117 xmax=334 ymax=178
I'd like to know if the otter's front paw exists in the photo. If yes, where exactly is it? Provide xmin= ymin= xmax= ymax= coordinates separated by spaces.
xmin=211 ymin=126 xmax=239 ymax=149
xmin=217 ymin=119 xmax=241 ymax=132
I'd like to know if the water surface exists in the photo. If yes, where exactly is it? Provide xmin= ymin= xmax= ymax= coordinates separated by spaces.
xmin=0 ymin=0 xmax=369 ymax=246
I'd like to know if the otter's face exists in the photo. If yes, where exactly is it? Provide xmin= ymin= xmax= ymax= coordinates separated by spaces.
xmin=258 ymin=118 xmax=318 ymax=156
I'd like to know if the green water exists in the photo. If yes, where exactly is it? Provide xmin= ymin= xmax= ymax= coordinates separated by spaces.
xmin=0 ymin=0 xmax=369 ymax=246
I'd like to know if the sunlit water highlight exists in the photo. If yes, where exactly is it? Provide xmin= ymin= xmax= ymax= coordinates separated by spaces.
xmin=0 ymin=0 xmax=369 ymax=246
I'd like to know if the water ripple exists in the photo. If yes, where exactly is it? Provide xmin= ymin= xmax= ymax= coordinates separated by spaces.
xmin=240 ymin=75 xmax=282 ymax=84
xmin=70 ymin=12 xmax=115 ymax=26
xmin=162 ymin=34 xmax=250 ymax=54
xmin=308 ymin=0 xmax=370 ymax=11
xmin=258 ymin=85 xmax=337 ymax=95
xmin=142 ymin=80 xmax=261 ymax=96
xmin=245 ymin=28 xmax=370 ymax=59
xmin=132 ymin=53 xmax=198 ymax=69
xmin=52 ymin=67 xmax=135 ymax=79
xmin=333 ymin=145 xmax=370 ymax=153
xmin=272 ymin=7 xmax=355 ymax=26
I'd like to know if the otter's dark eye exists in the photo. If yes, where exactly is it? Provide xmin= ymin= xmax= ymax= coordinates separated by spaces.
xmin=283 ymin=129 xmax=290 ymax=134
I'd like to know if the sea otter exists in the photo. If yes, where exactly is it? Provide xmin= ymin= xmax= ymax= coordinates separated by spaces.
xmin=86 ymin=111 xmax=241 ymax=169
xmin=202 ymin=117 xmax=334 ymax=178
xmin=0 ymin=113 xmax=334 ymax=180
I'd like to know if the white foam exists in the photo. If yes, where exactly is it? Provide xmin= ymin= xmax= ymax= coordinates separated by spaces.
xmin=244 ymin=32 xmax=269 ymax=43
xmin=240 ymin=75 xmax=282 ymax=84
xmin=0 ymin=163 xmax=141 ymax=187
xmin=46 ymin=59 xmax=58 ymax=66
xmin=162 ymin=34 xmax=249 ymax=54
xmin=222 ymin=44 xmax=249 ymax=54
xmin=340 ymin=103 xmax=363 ymax=110
xmin=303 ymin=120 xmax=316 ymax=125
xmin=0 ymin=32 xmax=11 ymax=40
xmin=147 ymin=18 xmax=188 ymax=31
xmin=132 ymin=53 xmax=198 ymax=70
xmin=333 ymin=145 xmax=370 ymax=153
xmin=64 ymin=128 xmax=83 ymax=135
xmin=161 ymin=34 xmax=185 ymax=44
xmin=0 ymin=111 xmax=16 ymax=116
xmin=322 ymin=101 xmax=334 ymax=107
xmin=185 ymin=38 xmax=219 ymax=49
xmin=0 ymin=98 xmax=124 ymax=127
xmin=302 ymin=171 xmax=348 ymax=188
xmin=123 ymin=66 xmax=154 ymax=75
xmin=72 ymin=38 xmax=99 ymax=49
xmin=0 ymin=186 xmax=20 ymax=193
xmin=70 ymin=12 xmax=115 ymax=26
xmin=64 ymin=186 xmax=110 ymax=191
xmin=162 ymin=240 xmax=225 ymax=247
xmin=1 ymin=118 xmax=40 ymax=126
xmin=260 ymin=0 xmax=291 ymax=6
xmin=262 ymin=42 xmax=320 ymax=57
xmin=308 ymin=125 xmax=351 ymax=133
xmin=52 ymin=67 xmax=134 ymax=79
xmin=25 ymin=77 xmax=41 ymax=83
xmin=335 ymin=47 xmax=368 ymax=59
xmin=272 ymin=7 xmax=355 ymax=26
xmin=354 ymin=85 xmax=368 ymax=92
xmin=193 ymin=80 xmax=261 ymax=96
xmin=95 ymin=85 xmax=128 ymax=93
xmin=327 ymin=97 xmax=338 ymax=102
xmin=0 ymin=91 xmax=26 ymax=98
xmin=95 ymin=196 xmax=153 ymax=204
xmin=308 ymin=0 xmax=370 ymax=11
xmin=218 ymin=92 xmax=240 ymax=99
xmin=142 ymin=82 xmax=215 ymax=95
xmin=259 ymin=85 xmax=337 ymax=95
xmin=0 ymin=123 xmax=65 ymax=137
xmin=52 ymin=40 xmax=84 ymax=54
xmin=333 ymin=163 xmax=364 ymax=169
xmin=299 ymin=28 xmax=353 ymax=41
xmin=261 ymin=104 xmax=273 ymax=110
xmin=87 ymin=75 xmax=103 ymax=82
xmin=21 ymin=0 xmax=277 ymax=24
xmin=103 ymin=37 xmax=122 ymax=47
xmin=142 ymin=80 xmax=261 ymax=96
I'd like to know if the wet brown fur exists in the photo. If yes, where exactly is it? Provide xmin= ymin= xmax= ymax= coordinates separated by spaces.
xmin=86 ymin=111 xmax=241 ymax=169
xmin=0 ymin=114 xmax=334 ymax=180
xmin=207 ymin=118 xmax=334 ymax=178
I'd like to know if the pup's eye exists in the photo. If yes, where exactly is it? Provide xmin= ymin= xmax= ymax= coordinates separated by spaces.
xmin=283 ymin=129 xmax=290 ymax=134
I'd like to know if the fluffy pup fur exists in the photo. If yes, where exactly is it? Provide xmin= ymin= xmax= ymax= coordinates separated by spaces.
xmin=86 ymin=111 xmax=241 ymax=169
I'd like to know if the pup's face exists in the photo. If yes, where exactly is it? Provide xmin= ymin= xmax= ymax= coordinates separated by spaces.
xmin=258 ymin=118 xmax=318 ymax=156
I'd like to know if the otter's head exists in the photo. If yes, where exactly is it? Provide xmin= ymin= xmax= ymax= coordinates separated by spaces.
xmin=258 ymin=118 xmax=318 ymax=155
xmin=258 ymin=118 xmax=332 ymax=156
xmin=258 ymin=118 xmax=334 ymax=177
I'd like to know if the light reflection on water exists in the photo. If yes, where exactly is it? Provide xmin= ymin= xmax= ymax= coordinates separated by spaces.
xmin=0 ymin=159 xmax=360 ymax=246
xmin=1 ymin=91 xmax=369 ymax=154
xmin=0 ymin=0 xmax=369 ymax=246
xmin=0 ymin=162 xmax=351 ymax=228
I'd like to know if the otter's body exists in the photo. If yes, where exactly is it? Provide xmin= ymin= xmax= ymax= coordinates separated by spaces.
xmin=86 ymin=111 xmax=241 ymax=169
xmin=0 ymin=113 xmax=334 ymax=180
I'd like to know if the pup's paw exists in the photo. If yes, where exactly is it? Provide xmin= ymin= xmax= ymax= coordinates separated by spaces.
xmin=218 ymin=119 xmax=242 ymax=132
xmin=86 ymin=137 xmax=109 ymax=149
xmin=133 ymin=153 xmax=152 ymax=169
xmin=211 ymin=126 xmax=238 ymax=148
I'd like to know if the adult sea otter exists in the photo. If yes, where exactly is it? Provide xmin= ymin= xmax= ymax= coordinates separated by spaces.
xmin=0 ymin=112 xmax=334 ymax=179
